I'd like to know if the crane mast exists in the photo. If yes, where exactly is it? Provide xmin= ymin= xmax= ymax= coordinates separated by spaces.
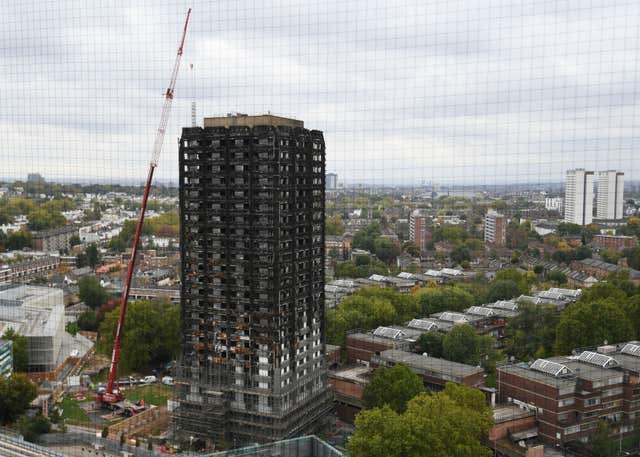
xmin=102 ymin=8 xmax=192 ymax=404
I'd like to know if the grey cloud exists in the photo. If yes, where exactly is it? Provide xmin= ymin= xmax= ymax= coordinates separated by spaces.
xmin=1 ymin=0 xmax=639 ymax=185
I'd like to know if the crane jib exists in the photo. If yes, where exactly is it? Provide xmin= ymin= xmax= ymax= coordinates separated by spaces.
xmin=103 ymin=8 xmax=191 ymax=400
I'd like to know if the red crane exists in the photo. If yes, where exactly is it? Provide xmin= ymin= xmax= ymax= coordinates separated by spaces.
xmin=98 ymin=8 xmax=192 ymax=410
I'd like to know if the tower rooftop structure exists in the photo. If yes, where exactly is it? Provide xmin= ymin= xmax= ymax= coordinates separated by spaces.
xmin=203 ymin=113 xmax=304 ymax=128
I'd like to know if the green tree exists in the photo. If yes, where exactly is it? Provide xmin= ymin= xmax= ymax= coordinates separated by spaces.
xmin=432 ymin=225 xmax=467 ymax=244
xmin=402 ymin=241 xmax=420 ymax=257
xmin=6 ymin=230 xmax=32 ymax=250
xmin=85 ymin=243 xmax=100 ymax=269
xmin=503 ymin=302 xmax=559 ymax=361
xmin=325 ymin=215 xmax=345 ymax=236
xmin=334 ymin=261 xmax=360 ymax=278
xmin=589 ymin=420 xmax=617 ymax=457
xmin=77 ymin=310 xmax=98 ymax=331
xmin=579 ymin=282 xmax=628 ymax=303
xmin=624 ymin=295 xmax=640 ymax=339
xmin=348 ymin=406 xmax=409 ymax=457
xmin=27 ymin=208 xmax=66 ymax=231
xmin=555 ymin=299 xmax=635 ymax=354
xmin=442 ymin=324 xmax=496 ymax=368
xmin=485 ymin=280 xmax=521 ymax=302
xmin=334 ymin=257 xmax=388 ymax=278
xmin=352 ymin=222 xmax=382 ymax=252
xmin=557 ymin=222 xmax=582 ymax=236
xmin=415 ymin=286 xmax=474 ymax=315
xmin=574 ymin=245 xmax=592 ymax=260
xmin=623 ymin=247 xmax=640 ymax=270
xmin=69 ymin=234 xmax=81 ymax=247
xmin=97 ymin=300 xmax=180 ymax=373
xmin=65 ymin=321 xmax=79 ymax=336
xmin=0 ymin=374 xmax=37 ymax=424
xmin=2 ymin=328 xmax=29 ymax=372
xmin=544 ymin=270 xmax=567 ymax=285
xmin=17 ymin=414 xmax=51 ymax=442
xmin=415 ymin=332 xmax=444 ymax=358
xmin=363 ymin=364 xmax=424 ymax=413
xmin=326 ymin=287 xmax=418 ymax=347
xmin=78 ymin=276 xmax=108 ymax=308
xmin=450 ymin=244 xmax=471 ymax=265
xmin=102 ymin=426 xmax=109 ymax=438
xmin=374 ymin=237 xmax=401 ymax=264
xmin=349 ymin=383 xmax=493 ymax=457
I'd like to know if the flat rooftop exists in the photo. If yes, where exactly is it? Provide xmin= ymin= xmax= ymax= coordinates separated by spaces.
xmin=203 ymin=114 xmax=304 ymax=128
xmin=329 ymin=365 xmax=371 ymax=384
xmin=498 ymin=363 xmax=576 ymax=389
xmin=0 ymin=284 xmax=64 ymax=337
xmin=377 ymin=349 xmax=484 ymax=379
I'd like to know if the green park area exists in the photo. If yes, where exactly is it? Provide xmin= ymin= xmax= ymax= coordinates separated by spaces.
xmin=59 ymin=396 xmax=90 ymax=422
xmin=123 ymin=385 xmax=171 ymax=407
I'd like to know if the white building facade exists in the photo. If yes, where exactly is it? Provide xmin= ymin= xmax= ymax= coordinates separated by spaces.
xmin=565 ymin=169 xmax=594 ymax=226
xmin=545 ymin=197 xmax=563 ymax=213
xmin=596 ymin=170 xmax=624 ymax=220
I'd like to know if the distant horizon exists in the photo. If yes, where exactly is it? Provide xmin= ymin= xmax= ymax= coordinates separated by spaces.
xmin=5 ymin=175 xmax=640 ymax=191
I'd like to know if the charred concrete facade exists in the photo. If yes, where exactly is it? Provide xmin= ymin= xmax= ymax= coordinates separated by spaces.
xmin=173 ymin=115 xmax=331 ymax=446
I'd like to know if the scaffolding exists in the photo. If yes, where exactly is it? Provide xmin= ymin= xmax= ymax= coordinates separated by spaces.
xmin=172 ymin=117 xmax=331 ymax=446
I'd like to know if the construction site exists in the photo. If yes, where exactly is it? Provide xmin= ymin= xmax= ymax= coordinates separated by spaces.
xmin=172 ymin=114 xmax=332 ymax=447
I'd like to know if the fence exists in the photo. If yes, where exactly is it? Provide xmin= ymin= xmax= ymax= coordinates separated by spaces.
xmin=39 ymin=432 xmax=163 ymax=457
xmin=207 ymin=435 xmax=344 ymax=457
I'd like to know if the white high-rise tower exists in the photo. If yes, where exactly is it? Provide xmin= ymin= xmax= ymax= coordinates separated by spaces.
xmin=596 ymin=170 xmax=624 ymax=220
xmin=564 ymin=169 xmax=594 ymax=225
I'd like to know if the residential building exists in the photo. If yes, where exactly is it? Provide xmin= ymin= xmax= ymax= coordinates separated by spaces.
xmin=0 ymin=284 xmax=65 ymax=373
xmin=173 ymin=115 xmax=331 ymax=446
xmin=564 ymin=169 xmax=594 ymax=225
xmin=596 ymin=170 xmax=624 ymax=220
xmin=328 ymin=365 xmax=370 ymax=423
xmin=325 ymin=173 xmax=338 ymax=190
xmin=571 ymin=258 xmax=640 ymax=284
xmin=484 ymin=210 xmax=508 ymax=246
xmin=371 ymin=349 xmax=485 ymax=389
xmin=498 ymin=343 xmax=640 ymax=448
xmin=3 ymin=256 xmax=60 ymax=283
xmin=330 ymin=348 xmax=487 ymax=424
xmin=32 ymin=225 xmax=77 ymax=252
xmin=0 ymin=339 xmax=12 ymax=378
xmin=592 ymin=234 xmax=636 ymax=251
xmin=409 ymin=210 xmax=431 ymax=251
xmin=544 ymin=197 xmax=563 ymax=213
xmin=345 ymin=332 xmax=412 ymax=364
xmin=325 ymin=235 xmax=349 ymax=261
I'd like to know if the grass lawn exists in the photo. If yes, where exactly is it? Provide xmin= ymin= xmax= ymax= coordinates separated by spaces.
xmin=59 ymin=397 xmax=90 ymax=422
xmin=123 ymin=385 xmax=171 ymax=406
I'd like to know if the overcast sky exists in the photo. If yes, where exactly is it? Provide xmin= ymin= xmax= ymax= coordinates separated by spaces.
xmin=1 ymin=0 xmax=639 ymax=187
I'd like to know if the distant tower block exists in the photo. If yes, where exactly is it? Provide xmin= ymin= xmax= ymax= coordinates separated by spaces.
xmin=564 ymin=169 xmax=594 ymax=226
xmin=326 ymin=172 xmax=337 ymax=190
xmin=596 ymin=170 xmax=624 ymax=220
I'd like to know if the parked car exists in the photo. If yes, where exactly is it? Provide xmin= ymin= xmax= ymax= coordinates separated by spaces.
xmin=162 ymin=376 xmax=174 ymax=386
xmin=142 ymin=375 xmax=157 ymax=384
